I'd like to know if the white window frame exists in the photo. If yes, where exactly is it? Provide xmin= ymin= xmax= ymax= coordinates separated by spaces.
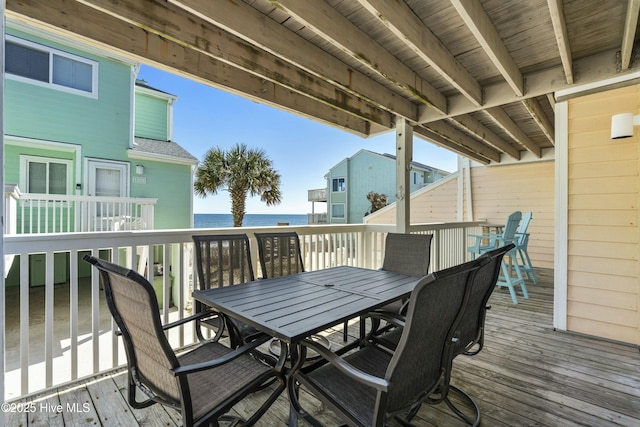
xmin=19 ymin=155 xmax=74 ymax=195
xmin=331 ymin=203 xmax=345 ymax=219
xmin=6 ymin=35 xmax=99 ymax=98
xmin=85 ymin=158 xmax=130 ymax=198
xmin=332 ymin=177 xmax=346 ymax=192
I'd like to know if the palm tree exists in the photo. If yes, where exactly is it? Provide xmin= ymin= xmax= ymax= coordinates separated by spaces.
xmin=194 ymin=143 xmax=282 ymax=227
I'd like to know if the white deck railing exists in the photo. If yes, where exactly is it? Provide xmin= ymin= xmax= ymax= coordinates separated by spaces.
xmin=3 ymin=221 xmax=484 ymax=401
xmin=4 ymin=186 xmax=157 ymax=234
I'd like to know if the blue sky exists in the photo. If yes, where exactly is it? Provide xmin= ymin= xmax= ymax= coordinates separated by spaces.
xmin=137 ymin=65 xmax=458 ymax=215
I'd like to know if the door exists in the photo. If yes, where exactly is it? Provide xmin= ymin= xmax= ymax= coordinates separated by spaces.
xmin=86 ymin=160 xmax=129 ymax=228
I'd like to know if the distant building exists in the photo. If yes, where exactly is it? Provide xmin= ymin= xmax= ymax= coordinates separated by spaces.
xmin=323 ymin=149 xmax=449 ymax=224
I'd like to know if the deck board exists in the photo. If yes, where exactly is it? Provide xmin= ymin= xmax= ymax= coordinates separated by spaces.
xmin=10 ymin=268 xmax=640 ymax=426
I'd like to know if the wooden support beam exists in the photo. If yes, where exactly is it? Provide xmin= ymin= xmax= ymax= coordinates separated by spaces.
xmin=485 ymin=107 xmax=542 ymax=157
xmin=7 ymin=0 xmax=373 ymax=135
xmin=621 ymin=0 xmax=640 ymax=70
xmin=72 ymin=0 xmax=397 ymax=129
xmin=419 ymin=49 xmax=624 ymax=123
xmin=451 ymin=115 xmax=520 ymax=160
xmin=547 ymin=0 xmax=573 ymax=84
xmin=395 ymin=118 xmax=412 ymax=233
xmin=547 ymin=93 xmax=556 ymax=112
xmin=168 ymin=0 xmax=418 ymax=121
xmin=273 ymin=0 xmax=447 ymax=114
xmin=414 ymin=127 xmax=491 ymax=165
xmin=522 ymin=98 xmax=555 ymax=145
xmin=451 ymin=0 xmax=523 ymax=96
xmin=357 ymin=0 xmax=483 ymax=107
xmin=425 ymin=120 xmax=501 ymax=163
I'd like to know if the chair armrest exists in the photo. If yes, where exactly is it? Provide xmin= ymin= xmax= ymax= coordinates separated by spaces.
xmin=172 ymin=334 xmax=272 ymax=376
xmin=162 ymin=310 xmax=219 ymax=331
xmin=300 ymin=339 xmax=389 ymax=392
xmin=114 ymin=310 xmax=220 ymax=336
xmin=495 ymin=236 xmax=517 ymax=245
xmin=366 ymin=310 xmax=406 ymax=329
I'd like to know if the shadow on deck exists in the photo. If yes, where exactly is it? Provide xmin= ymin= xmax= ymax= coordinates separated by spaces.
xmin=7 ymin=268 xmax=640 ymax=426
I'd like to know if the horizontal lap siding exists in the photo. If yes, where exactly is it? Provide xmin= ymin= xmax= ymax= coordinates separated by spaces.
xmin=470 ymin=162 xmax=555 ymax=269
xmin=567 ymin=85 xmax=640 ymax=345
xmin=365 ymin=174 xmax=460 ymax=224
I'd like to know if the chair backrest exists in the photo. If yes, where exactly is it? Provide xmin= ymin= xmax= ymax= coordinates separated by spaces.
xmin=192 ymin=234 xmax=255 ymax=290
xmin=516 ymin=212 xmax=532 ymax=246
xmin=454 ymin=243 xmax=514 ymax=356
xmin=83 ymin=255 xmax=182 ymax=404
xmin=381 ymin=233 xmax=433 ymax=277
xmin=380 ymin=257 xmax=484 ymax=415
xmin=501 ymin=211 xmax=522 ymax=240
xmin=254 ymin=231 xmax=304 ymax=278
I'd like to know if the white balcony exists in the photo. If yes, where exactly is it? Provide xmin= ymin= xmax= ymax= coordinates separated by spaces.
xmin=4 ymin=185 xmax=157 ymax=234
xmin=2 ymin=221 xmax=484 ymax=401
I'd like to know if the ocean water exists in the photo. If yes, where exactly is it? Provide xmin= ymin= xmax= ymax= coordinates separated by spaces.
xmin=194 ymin=213 xmax=308 ymax=228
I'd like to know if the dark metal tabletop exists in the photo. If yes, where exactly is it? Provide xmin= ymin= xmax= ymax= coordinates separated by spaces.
xmin=192 ymin=265 xmax=420 ymax=343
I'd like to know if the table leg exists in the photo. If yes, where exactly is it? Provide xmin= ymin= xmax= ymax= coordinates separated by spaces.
xmin=287 ymin=343 xmax=308 ymax=426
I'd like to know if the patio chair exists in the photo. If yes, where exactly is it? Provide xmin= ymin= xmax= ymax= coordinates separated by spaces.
xmin=468 ymin=211 xmax=528 ymax=303
xmin=192 ymin=234 xmax=264 ymax=348
xmin=254 ymin=231 xmax=304 ymax=278
xmin=290 ymin=257 xmax=482 ymax=427
xmin=254 ymin=231 xmax=333 ymax=352
xmin=514 ymin=212 xmax=539 ymax=284
xmin=83 ymin=255 xmax=285 ymax=427
xmin=363 ymin=247 xmax=512 ymax=426
xmin=361 ymin=232 xmax=433 ymax=339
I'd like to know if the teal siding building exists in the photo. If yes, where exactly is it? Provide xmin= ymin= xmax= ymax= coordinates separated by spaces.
xmin=325 ymin=150 xmax=450 ymax=224
xmin=4 ymin=22 xmax=197 ymax=232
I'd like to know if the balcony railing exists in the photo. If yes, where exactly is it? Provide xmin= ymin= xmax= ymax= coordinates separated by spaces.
xmin=3 ymin=221 xmax=484 ymax=401
xmin=307 ymin=212 xmax=327 ymax=224
xmin=4 ymin=185 xmax=157 ymax=234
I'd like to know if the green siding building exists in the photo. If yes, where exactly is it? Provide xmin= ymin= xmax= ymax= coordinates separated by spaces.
xmin=4 ymin=22 xmax=197 ymax=232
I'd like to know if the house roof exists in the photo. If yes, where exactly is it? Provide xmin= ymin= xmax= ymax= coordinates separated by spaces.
xmin=380 ymin=153 xmax=450 ymax=175
xmin=326 ymin=149 xmax=450 ymax=177
xmin=130 ymin=137 xmax=198 ymax=165
xmin=135 ymin=79 xmax=177 ymax=100
xmin=9 ymin=1 xmax=640 ymax=165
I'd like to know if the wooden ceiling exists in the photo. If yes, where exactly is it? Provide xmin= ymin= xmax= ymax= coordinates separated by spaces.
xmin=7 ymin=0 xmax=640 ymax=164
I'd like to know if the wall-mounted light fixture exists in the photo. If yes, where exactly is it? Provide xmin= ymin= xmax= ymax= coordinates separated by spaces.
xmin=611 ymin=112 xmax=640 ymax=139
xmin=136 ymin=164 xmax=144 ymax=175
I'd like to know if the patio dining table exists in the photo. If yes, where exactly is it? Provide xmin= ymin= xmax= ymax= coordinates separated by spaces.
xmin=192 ymin=265 xmax=422 ymax=424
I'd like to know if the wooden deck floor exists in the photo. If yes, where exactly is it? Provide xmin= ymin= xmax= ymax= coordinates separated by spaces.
xmin=7 ymin=268 xmax=640 ymax=426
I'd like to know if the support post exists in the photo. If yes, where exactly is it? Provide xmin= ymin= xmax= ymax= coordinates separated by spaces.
xmin=1 ymin=2 xmax=7 ymax=420
xmin=395 ymin=118 xmax=412 ymax=233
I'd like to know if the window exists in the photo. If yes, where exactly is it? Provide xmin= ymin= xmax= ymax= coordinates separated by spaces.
xmin=332 ymin=177 xmax=346 ymax=192
xmin=6 ymin=36 xmax=98 ymax=97
xmin=20 ymin=156 xmax=73 ymax=195
xmin=331 ymin=203 xmax=345 ymax=219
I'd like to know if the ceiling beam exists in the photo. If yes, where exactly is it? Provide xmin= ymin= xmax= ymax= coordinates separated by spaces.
xmin=73 ymin=0 xmax=396 ymax=129
xmin=547 ymin=0 xmax=573 ymax=84
xmin=547 ymin=93 xmax=556 ymax=112
xmin=6 ymin=0 xmax=373 ymax=136
xmin=424 ymin=120 xmax=501 ymax=162
xmin=451 ymin=115 xmax=520 ymax=160
xmin=414 ymin=127 xmax=491 ymax=165
xmin=167 ymin=0 xmax=418 ymax=121
xmin=357 ymin=0 xmax=483 ymax=107
xmin=419 ymin=48 xmax=627 ymax=123
xmin=485 ymin=107 xmax=542 ymax=157
xmin=450 ymin=0 xmax=523 ymax=96
xmin=522 ymin=98 xmax=555 ymax=146
xmin=621 ymin=0 xmax=640 ymax=70
xmin=272 ymin=0 xmax=447 ymax=114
